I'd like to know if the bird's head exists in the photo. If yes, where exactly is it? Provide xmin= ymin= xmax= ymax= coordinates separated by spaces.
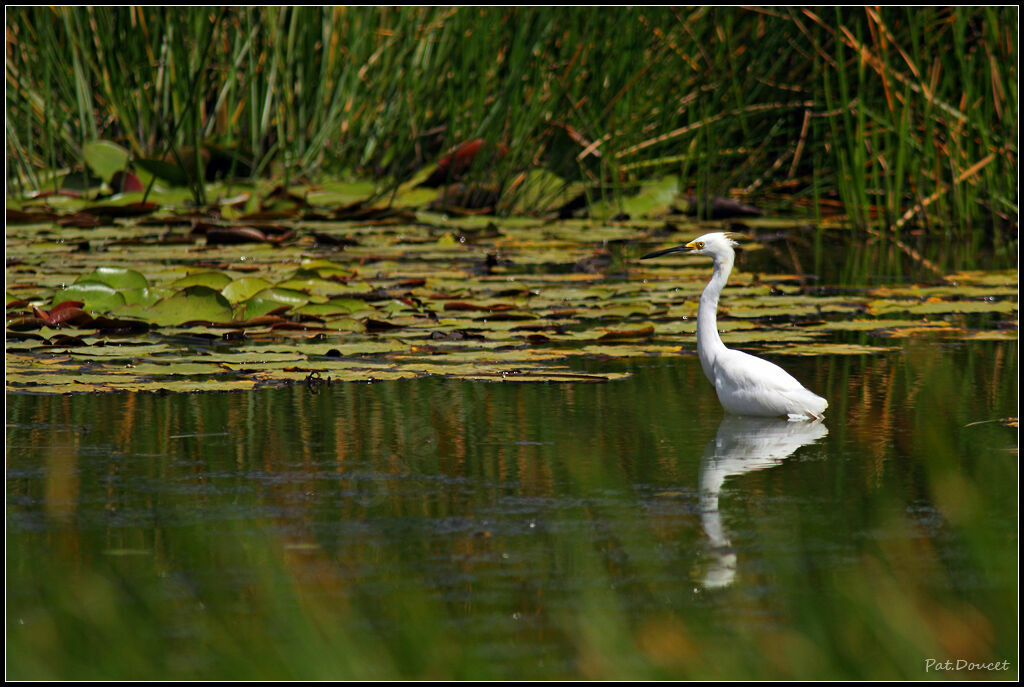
xmin=640 ymin=232 xmax=738 ymax=260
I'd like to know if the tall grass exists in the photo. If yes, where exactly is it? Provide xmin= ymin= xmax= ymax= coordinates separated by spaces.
xmin=4 ymin=6 xmax=1017 ymax=238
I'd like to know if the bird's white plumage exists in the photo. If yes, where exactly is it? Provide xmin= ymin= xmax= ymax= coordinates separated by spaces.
xmin=710 ymin=348 xmax=828 ymax=419
xmin=644 ymin=231 xmax=828 ymax=420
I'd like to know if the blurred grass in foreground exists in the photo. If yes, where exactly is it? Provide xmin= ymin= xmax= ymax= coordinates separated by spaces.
xmin=6 ymin=341 xmax=1018 ymax=680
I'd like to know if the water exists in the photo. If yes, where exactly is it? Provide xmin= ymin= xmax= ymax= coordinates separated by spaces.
xmin=5 ymin=341 xmax=1018 ymax=680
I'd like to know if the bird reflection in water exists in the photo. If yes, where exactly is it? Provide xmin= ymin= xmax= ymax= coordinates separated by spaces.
xmin=698 ymin=415 xmax=828 ymax=589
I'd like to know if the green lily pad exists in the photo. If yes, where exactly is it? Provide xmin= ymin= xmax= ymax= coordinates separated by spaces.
xmin=867 ymin=298 xmax=1018 ymax=316
xmin=116 ymin=287 xmax=163 ymax=308
xmin=83 ymin=140 xmax=130 ymax=183
xmin=222 ymin=277 xmax=275 ymax=303
xmin=590 ymin=175 xmax=679 ymax=220
xmin=171 ymin=271 xmax=234 ymax=290
xmin=294 ymin=260 xmax=353 ymax=279
xmin=758 ymin=342 xmax=900 ymax=356
xmin=147 ymin=286 xmax=234 ymax=326
xmin=295 ymin=299 xmax=373 ymax=317
xmin=5 ymin=201 xmax=1018 ymax=395
xmin=52 ymin=282 xmax=126 ymax=313
xmin=75 ymin=267 xmax=149 ymax=290
xmin=506 ymin=168 xmax=586 ymax=215
xmin=243 ymin=287 xmax=311 ymax=319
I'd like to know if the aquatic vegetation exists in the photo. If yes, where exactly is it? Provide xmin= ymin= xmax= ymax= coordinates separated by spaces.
xmin=5 ymin=7 xmax=1017 ymax=237
xmin=5 ymin=186 xmax=1017 ymax=393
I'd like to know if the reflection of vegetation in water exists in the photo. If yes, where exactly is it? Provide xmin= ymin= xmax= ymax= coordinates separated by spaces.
xmin=6 ymin=341 xmax=1018 ymax=680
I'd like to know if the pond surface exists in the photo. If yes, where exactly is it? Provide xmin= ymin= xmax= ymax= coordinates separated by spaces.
xmin=6 ymin=338 xmax=1018 ymax=680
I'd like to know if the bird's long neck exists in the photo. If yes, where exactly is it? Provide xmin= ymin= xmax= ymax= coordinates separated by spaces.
xmin=696 ymin=253 xmax=732 ymax=382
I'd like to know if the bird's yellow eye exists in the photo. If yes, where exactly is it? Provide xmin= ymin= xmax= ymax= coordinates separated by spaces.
xmin=696 ymin=241 xmax=704 ymax=249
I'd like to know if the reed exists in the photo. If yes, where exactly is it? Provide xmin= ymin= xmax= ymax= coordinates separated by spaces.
xmin=5 ymin=7 xmax=1017 ymax=238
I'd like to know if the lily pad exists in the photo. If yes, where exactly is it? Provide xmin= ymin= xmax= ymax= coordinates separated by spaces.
xmin=52 ymin=282 xmax=126 ymax=313
xmin=5 ymin=203 xmax=1017 ymax=394
xmin=243 ymin=287 xmax=312 ymax=319
xmin=76 ymin=267 xmax=150 ymax=290
xmin=147 ymin=286 xmax=234 ymax=326
xmin=867 ymin=298 xmax=1018 ymax=316
xmin=221 ymin=277 xmax=275 ymax=304
xmin=83 ymin=140 xmax=130 ymax=183
xmin=171 ymin=271 xmax=234 ymax=290
xmin=114 ymin=287 xmax=163 ymax=308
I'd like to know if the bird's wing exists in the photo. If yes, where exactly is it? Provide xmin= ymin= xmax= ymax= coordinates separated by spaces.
xmin=712 ymin=349 xmax=827 ymax=418
xmin=714 ymin=348 xmax=806 ymax=392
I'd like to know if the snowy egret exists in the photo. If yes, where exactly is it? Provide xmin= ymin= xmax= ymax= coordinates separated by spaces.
xmin=642 ymin=232 xmax=828 ymax=420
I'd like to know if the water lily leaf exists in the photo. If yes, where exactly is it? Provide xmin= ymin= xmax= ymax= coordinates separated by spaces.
xmin=147 ymin=286 xmax=234 ymax=326
xmin=83 ymin=140 xmax=130 ymax=183
xmin=443 ymin=300 xmax=520 ymax=312
xmin=444 ymin=368 xmax=630 ymax=383
xmin=6 ymin=200 xmax=1017 ymax=395
xmin=550 ymin=343 xmax=684 ymax=358
xmin=34 ymin=301 xmax=94 ymax=327
xmin=870 ymin=324 xmax=967 ymax=338
xmin=324 ymin=297 xmax=375 ymax=314
xmin=75 ymin=267 xmax=149 ymax=290
xmin=289 ymin=341 xmax=410 ymax=357
xmin=590 ymin=175 xmax=679 ymax=220
xmin=868 ymin=284 xmax=1018 ymax=299
xmin=275 ymin=276 xmax=343 ymax=293
xmin=222 ymin=277 xmax=275 ymax=303
xmin=588 ymin=302 xmax=656 ymax=318
xmin=962 ymin=330 xmax=1018 ymax=341
xmin=867 ymin=298 xmax=1018 ymax=316
xmin=243 ymin=287 xmax=311 ymax=319
xmin=172 ymin=271 xmax=233 ymax=290
xmin=759 ymin=342 xmax=899 ymax=356
xmin=305 ymin=179 xmax=377 ymax=207
xmin=52 ymin=281 xmax=126 ymax=313
xmin=298 ymin=316 xmax=363 ymax=333
xmin=290 ymin=299 xmax=373 ymax=320
xmin=809 ymin=318 xmax=952 ymax=333
xmin=111 ymin=299 xmax=167 ymax=321
xmin=294 ymin=260 xmax=353 ymax=279
xmin=721 ymin=329 xmax=822 ymax=345
xmin=945 ymin=270 xmax=1018 ymax=287
xmin=505 ymin=168 xmax=585 ymax=215
xmin=391 ymin=184 xmax=442 ymax=208
xmin=113 ymin=287 xmax=162 ymax=308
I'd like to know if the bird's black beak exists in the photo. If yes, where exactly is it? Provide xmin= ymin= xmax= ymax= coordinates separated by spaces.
xmin=640 ymin=244 xmax=690 ymax=260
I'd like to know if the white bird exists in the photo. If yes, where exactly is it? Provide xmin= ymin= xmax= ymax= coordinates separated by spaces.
xmin=642 ymin=232 xmax=828 ymax=420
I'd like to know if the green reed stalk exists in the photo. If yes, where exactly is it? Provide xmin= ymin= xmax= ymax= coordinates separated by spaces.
xmin=4 ymin=6 xmax=1016 ymax=244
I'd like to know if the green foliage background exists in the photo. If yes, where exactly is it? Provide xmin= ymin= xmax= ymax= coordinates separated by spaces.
xmin=5 ymin=6 xmax=1018 ymax=235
